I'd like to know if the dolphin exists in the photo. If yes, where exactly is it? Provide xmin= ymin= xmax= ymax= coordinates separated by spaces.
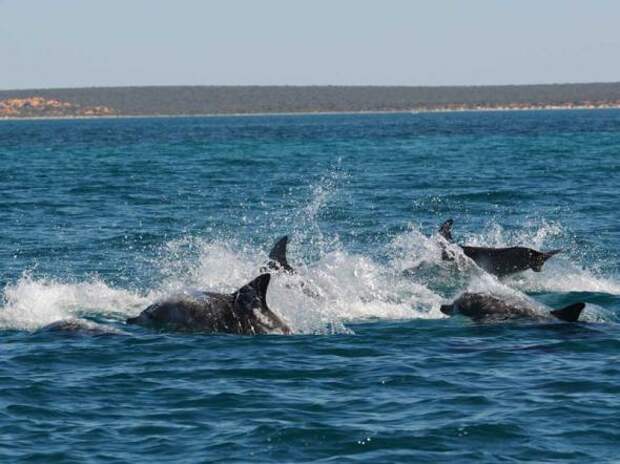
xmin=440 ymin=292 xmax=585 ymax=322
xmin=126 ymin=273 xmax=291 ymax=335
xmin=438 ymin=219 xmax=561 ymax=277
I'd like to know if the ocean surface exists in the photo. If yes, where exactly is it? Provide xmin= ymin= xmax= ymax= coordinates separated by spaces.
xmin=0 ymin=110 xmax=619 ymax=463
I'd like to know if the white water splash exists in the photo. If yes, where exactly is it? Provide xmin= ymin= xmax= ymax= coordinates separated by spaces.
xmin=0 ymin=272 xmax=149 ymax=331
xmin=391 ymin=219 xmax=620 ymax=296
xmin=0 ymin=233 xmax=448 ymax=333
xmin=2 ymin=199 xmax=617 ymax=332
xmin=152 ymin=238 xmax=445 ymax=333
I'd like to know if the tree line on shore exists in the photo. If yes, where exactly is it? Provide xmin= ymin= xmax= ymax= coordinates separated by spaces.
xmin=1 ymin=83 xmax=620 ymax=116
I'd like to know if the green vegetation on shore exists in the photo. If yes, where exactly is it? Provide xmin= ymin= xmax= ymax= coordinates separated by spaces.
xmin=2 ymin=83 xmax=620 ymax=118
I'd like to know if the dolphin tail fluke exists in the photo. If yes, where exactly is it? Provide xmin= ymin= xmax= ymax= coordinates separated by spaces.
xmin=439 ymin=219 xmax=454 ymax=242
xmin=268 ymin=236 xmax=294 ymax=272
xmin=550 ymin=302 xmax=585 ymax=322
xmin=542 ymin=249 xmax=562 ymax=261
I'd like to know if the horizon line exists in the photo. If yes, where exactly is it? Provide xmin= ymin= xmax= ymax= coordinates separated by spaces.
xmin=3 ymin=81 xmax=620 ymax=93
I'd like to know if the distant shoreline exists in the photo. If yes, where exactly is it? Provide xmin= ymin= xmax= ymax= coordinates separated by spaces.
xmin=2 ymin=83 xmax=620 ymax=120
xmin=2 ymin=103 xmax=620 ymax=122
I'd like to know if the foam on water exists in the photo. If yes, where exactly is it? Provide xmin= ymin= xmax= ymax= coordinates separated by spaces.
xmin=0 ymin=271 xmax=149 ymax=331
xmin=388 ymin=220 xmax=620 ymax=320
xmin=505 ymin=262 xmax=620 ymax=295
xmin=2 ymin=217 xmax=617 ymax=332
xmin=0 ymin=232 xmax=447 ymax=333
xmin=459 ymin=219 xmax=565 ymax=249
xmin=461 ymin=220 xmax=620 ymax=295
xmin=150 ymin=236 xmax=445 ymax=333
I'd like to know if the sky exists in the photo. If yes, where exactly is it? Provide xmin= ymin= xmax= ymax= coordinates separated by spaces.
xmin=1 ymin=0 xmax=619 ymax=89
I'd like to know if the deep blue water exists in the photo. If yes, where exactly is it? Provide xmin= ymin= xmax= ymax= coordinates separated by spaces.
xmin=1 ymin=111 xmax=619 ymax=463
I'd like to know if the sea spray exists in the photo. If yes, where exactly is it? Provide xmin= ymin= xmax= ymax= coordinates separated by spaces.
xmin=0 ymin=271 xmax=149 ymax=331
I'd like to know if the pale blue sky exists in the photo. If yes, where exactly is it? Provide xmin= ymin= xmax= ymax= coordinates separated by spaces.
xmin=1 ymin=0 xmax=619 ymax=89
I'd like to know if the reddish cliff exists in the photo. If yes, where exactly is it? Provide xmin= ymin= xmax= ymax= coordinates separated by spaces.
xmin=0 ymin=97 xmax=116 ymax=118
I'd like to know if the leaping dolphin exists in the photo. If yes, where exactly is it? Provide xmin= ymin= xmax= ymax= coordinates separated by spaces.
xmin=126 ymin=273 xmax=291 ymax=335
xmin=440 ymin=292 xmax=585 ymax=322
xmin=439 ymin=219 xmax=561 ymax=277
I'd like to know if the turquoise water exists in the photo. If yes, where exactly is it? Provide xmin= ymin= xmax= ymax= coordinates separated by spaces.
xmin=1 ymin=111 xmax=619 ymax=462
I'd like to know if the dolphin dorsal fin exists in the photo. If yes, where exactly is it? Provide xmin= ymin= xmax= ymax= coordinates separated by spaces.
xmin=550 ymin=302 xmax=585 ymax=322
xmin=268 ymin=236 xmax=294 ymax=272
xmin=439 ymin=219 xmax=455 ymax=242
xmin=235 ymin=273 xmax=271 ymax=306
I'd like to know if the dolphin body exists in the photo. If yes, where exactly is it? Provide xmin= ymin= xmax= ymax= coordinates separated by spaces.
xmin=440 ymin=292 xmax=585 ymax=322
xmin=439 ymin=219 xmax=561 ymax=277
xmin=126 ymin=274 xmax=291 ymax=335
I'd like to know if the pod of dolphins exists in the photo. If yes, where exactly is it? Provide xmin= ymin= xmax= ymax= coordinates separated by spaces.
xmin=40 ymin=219 xmax=588 ymax=336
